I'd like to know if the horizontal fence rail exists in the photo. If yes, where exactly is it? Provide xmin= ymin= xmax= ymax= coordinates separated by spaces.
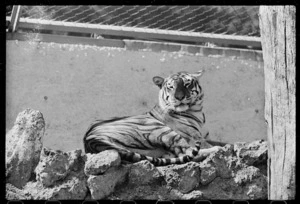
xmin=6 ymin=5 xmax=261 ymax=49
xmin=18 ymin=6 xmax=260 ymax=37
xmin=7 ymin=17 xmax=261 ymax=48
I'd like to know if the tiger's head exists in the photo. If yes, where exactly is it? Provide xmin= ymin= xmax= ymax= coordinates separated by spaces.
xmin=153 ymin=71 xmax=204 ymax=113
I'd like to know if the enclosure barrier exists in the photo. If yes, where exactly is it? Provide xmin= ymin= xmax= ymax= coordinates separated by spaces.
xmin=6 ymin=5 xmax=261 ymax=49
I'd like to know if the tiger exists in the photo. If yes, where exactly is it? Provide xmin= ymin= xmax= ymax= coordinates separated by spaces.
xmin=84 ymin=71 xmax=224 ymax=166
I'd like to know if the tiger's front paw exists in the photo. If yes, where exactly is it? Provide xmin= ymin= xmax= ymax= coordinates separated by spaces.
xmin=192 ymin=145 xmax=222 ymax=162
xmin=184 ymin=141 xmax=202 ymax=158
xmin=172 ymin=141 xmax=202 ymax=158
xmin=173 ymin=146 xmax=187 ymax=157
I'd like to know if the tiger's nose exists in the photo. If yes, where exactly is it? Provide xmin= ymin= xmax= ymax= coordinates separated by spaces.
xmin=175 ymin=91 xmax=185 ymax=100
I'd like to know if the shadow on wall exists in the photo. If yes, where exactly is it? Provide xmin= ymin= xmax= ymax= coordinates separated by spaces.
xmin=6 ymin=40 xmax=266 ymax=151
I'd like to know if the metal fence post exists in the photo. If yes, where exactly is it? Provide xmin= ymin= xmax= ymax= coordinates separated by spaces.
xmin=8 ymin=5 xmax=22 ymax=32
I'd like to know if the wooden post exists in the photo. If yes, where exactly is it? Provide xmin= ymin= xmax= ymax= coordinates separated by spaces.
xmin=259 ymin=6 xmax=295 ymax=200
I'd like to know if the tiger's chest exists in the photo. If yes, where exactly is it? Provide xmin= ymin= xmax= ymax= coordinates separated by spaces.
xmin=163 ymin=112 xmax=206 ymax=142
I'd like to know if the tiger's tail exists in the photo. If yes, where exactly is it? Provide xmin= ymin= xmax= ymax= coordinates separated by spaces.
xmin=118 ymin=142 xmax=201 ymax=166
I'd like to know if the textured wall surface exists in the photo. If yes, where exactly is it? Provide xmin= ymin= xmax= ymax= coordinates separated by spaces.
xmin=6 ymin=40 xmax=266 ymax=151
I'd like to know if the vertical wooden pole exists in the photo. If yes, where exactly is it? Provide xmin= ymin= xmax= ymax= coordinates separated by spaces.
xmin=259 ymin=6 xmax=295 ymax=200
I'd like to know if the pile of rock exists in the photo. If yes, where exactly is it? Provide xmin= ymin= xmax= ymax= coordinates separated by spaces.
xmin=6 ymin=109 xmax=268 ymax=200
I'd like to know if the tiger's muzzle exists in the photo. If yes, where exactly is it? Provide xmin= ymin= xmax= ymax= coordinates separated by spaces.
xmin=174 ymin=78 xmax=190 ymax=101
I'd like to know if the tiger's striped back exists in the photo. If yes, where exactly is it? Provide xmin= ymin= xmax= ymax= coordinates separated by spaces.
xmin=84 ymin=71 xmax=207 ymax=166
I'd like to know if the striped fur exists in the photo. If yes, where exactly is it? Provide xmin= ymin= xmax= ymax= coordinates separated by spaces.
xmin=84 ymin=71 xmax=208 ymax=166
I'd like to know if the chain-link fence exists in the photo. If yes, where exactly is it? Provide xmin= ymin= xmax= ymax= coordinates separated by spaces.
xmin=6 ymin=5 xmax=261 ymax=49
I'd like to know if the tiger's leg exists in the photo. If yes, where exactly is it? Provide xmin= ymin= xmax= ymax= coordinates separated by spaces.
xmin=206 ymin=139 xmax=228 ymax=147
xmin=165 ymin=135 xmax=225 ymax=161
xmin=167 ymin=134 xmax=223 ymax=159
xmin=192 ymin=146 xmax=223 ymax=162
xmin=147 ymin=130 xmax=200 ymax=158
xmin=191 ymin=132 xmax=226 ymax=161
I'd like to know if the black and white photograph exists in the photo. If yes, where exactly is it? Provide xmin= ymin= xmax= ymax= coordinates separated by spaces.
xmin=5 ymin=5 xmax=295 ymax=201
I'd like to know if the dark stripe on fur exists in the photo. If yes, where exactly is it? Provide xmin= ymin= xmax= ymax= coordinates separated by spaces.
xmin=117 ymin=143 xmax=201 ymax=166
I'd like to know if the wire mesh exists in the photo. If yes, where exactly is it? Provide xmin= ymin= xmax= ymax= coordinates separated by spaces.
xmin=9 ymin=5 xmax=260 ymax=37
xmin=6 ymin=5 xmax=13 ymax=16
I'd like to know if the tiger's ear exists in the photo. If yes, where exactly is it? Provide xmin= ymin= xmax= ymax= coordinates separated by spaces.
xmin=192 ymin=70 xmax=204 ymax=79
xmin=153 ymin=76 xmax=164 ymax=88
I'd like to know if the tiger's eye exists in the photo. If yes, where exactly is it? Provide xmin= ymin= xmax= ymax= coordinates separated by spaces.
xmin=192 ymin=90 xmax=198 ymax=95
xmin=167 ymin=84 xmax=174 ymax=89
xmin=186 ymin=83 xmax=193 ymax=89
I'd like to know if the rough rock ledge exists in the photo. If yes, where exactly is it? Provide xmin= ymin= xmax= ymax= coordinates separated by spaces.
xmin=6 ymin=109 xmax=268 ymax=200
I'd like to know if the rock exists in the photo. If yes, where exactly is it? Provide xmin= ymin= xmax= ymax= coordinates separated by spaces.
xmin=246 ymin=183 xmax=268 ymax=199
xmin=84 ymin=150 xmax=121 ymax=176
xmin=158 ymin=162 xmax=201 ymax=193
xmin=108 ymin=184 xmax=170 ymax=200
xmin=87 ymin=166 xmax=129 ymax=199
xmin=233 ymin=166 xmax=268 ymax=199
xmin=182 ymin=190 xmax=204 ymax=200
xmin=234 ymin=140 xmax=268 ymax=176
xmin=201 ymin=144 xmax=247 ymax=180
xmin=24 ymin=147 xmax=88 ymax=199
xmin=197 ymin=143 xmax=268 ymax=200
xmin=5 ymin=110 xmax=269 ymax=201
xmin=170 ymin=189 xmax=204 ymax=200
xmin=128 ymin=160 xmax=165 ymax=186
xmin=6 ymin=109 xmax=45 ymax=188
xmin=107 ymin=161 xmax=169 ymax=200
xmin=233 ymin=166 xmax=261 ymax=185
xmin=35 ymin=148 xmax=83 ymax=187
xmin=6 ymin=183 xmax=32 ymax=200
xmin=23 ymin=175 xmax=88 ymax=200
xmin=234 ymin=140 xmax=268 ymax=166
xmin=199 ymin=163 xmax=217 ymax=185
xmin=200 ymin=147 xmax=232 ymax=179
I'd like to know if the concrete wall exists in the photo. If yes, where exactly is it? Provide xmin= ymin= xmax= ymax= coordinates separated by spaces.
xmin=6 ymin=40 xmax=266 ymax=152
